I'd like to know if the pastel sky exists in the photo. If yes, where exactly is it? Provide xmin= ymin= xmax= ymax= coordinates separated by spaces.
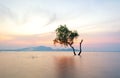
xmin=0 ymin=0 xmax=120 ymax=51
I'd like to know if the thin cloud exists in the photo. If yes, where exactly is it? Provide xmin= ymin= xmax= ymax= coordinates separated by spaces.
xmin=44 ymin=14 xmax=56 ymax=26
xmin=24 ymin=7 xmax=57 ymax=26
xmin=0 ymin=4 xmax=57 ymax=27
xmin=0 ymin=4 xmax=15 ymax=22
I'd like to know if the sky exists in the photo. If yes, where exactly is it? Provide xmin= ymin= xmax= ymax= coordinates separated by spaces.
xmin=0 ymin=0 xmax=120 ymax=51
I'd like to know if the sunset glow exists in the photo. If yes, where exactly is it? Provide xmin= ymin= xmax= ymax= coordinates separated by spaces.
xmin=0 ymin=0 xmax=120 ymax=51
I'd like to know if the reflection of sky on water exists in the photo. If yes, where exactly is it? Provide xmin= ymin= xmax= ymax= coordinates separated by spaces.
xmin=0 ymin=52 xmax=120 ymax=78
xmin=54 ymin=56 xmax=75 ymax=78
xmin=54 ymin=52 xmax=120 ymax=78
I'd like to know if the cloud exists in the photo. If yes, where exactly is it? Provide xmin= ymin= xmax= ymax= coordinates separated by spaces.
xmin=0 ymin=4 xmax=15 ymax=22
xmin=0 ymin=4 xmax=58 ymax=35
xmin=44 ymin=14 xmax=56 ymax=26
xmin=24 ymin=7 xmax=57 ymax=26
xmin=0 ymin=4 xmax=57 ymax=26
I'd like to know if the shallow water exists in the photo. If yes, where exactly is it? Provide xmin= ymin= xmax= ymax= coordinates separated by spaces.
xmin=0 ymin=52 xmax=120 ymax=78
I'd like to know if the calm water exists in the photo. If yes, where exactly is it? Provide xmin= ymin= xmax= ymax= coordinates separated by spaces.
xmin=0 ymin=52 xmax=120 ymax=78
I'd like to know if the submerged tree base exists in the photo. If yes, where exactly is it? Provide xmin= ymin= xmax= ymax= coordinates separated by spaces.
xmin=78 ymin=53 xmax=81 ymax=56
xmin=78 ymin=39 xmax=83 ymax=56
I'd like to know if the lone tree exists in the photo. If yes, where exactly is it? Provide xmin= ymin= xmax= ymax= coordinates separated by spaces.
xmin=53 ymin=25 xmax=79 ymax=55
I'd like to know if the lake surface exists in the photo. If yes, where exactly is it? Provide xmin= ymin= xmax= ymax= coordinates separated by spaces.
xmin=0 ymin=52 xmax=120 ymax=78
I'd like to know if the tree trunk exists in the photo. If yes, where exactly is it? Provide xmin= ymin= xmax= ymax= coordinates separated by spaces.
xmin=69 ymin=44 xmax=76 ymax=55
xmin=78 ymin=39 xmax=83 ymax=55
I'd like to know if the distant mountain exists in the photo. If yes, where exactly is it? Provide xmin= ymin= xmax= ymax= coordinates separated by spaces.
xmin=0 ymin=45 xmax=119 ymax=52
xmin=18 ymin=46 xmax=53 ymax=51
xmin=3 ymin=46 xmax=78 ymax=51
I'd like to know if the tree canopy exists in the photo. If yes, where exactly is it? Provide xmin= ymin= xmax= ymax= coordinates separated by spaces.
xmin=54 ymin=25 xmax=79 ymax=46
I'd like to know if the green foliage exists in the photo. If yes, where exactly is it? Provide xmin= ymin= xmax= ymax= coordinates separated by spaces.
xmin=54 ymin=25 xmax=79 ymax=46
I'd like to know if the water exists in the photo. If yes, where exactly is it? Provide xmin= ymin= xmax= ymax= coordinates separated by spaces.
xmin=0 ymin=52 xmax=120 ymax=78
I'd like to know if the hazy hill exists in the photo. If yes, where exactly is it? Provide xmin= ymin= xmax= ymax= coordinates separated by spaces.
xmin=0 ymin=46 xmax=77 ymax=51
xmin=18 ymin=46 xmax=77 ymax=51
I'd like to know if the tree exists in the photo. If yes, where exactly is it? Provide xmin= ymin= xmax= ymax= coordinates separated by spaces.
xmin=78 ymin=39 xmax=83 ymax=55
xmin=53 ymin=25 xmax=79 ymax=55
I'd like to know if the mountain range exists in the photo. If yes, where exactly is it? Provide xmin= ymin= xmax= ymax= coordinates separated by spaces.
xmin=0 ymin=46 xmax=78 ymax=51
xmin=1 ymin=46 xmax=119 ymax=52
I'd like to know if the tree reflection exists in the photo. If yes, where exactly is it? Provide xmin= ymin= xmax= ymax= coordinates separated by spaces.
xmin=54 ymin=56 xmax=75 ymax=78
